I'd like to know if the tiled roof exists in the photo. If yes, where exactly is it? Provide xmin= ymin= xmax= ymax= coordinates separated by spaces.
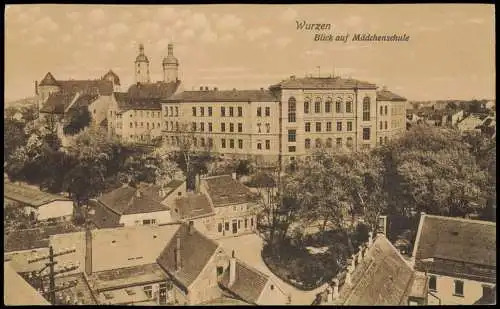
xmin=220 ymin=259 xmax=270 ymax=304
xmin=39 ymin=92 xmax=75 ymax=114
xmin=4 ymin=261 xmax=51 ymax=305
xmin=156 ymin=223 xmax=220 ymax=289
xmin=335 ymin=235 xmax=415 ymax=305
xmin=89 ymin=200 xmax=123 ymax=229
xmin=413 ymin=214 xmax=496 ymax=282
xmin=88 ymin=263 xmax=168 ymax=292
xmin=376 ymin=89 xmax=407 ymax=102
xmin=174 ymin=193 xmax=214 ymax=220
xmin=39 ymin=72 xmax=58 ymax=86
xmin=203 ymin=175 xmax=258 ymax=207
xmin=474 ymin=285 xmax=496 ymax=305
xmin=113 ymin=92 xmax=162 ymax=112
xmin=167 ymin=89 xmax=279 ymax=103
xmin=4 ymin=182 xmax=71 ymax=207
xmin=97 ymin=185 xmax=171 ymax=216
xmin=49 ymin=224 xmax=181 ymax=275
xmin=57 ymin=80 xmax=114 ymax=96
xmin=137 ymin=181 xmax=184 ymax=203
xmin=4 ymin=222 xmax=82 ymax=252
xmin=269 ymin=76 xmax=377 ymax=90
xmin=102 ymin=69 xmax=120 ymax=85
xmin=127 ymin=81 xmax=180 ymax=99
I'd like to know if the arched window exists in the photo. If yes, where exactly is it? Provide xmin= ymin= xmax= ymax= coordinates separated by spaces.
xmin=305 ymin=138 xmax=311 ymax=149
xmin=314 ymin=97 xmax=321 ymax=113
xmin=363 ymin=97 xmax=371 ymax=121
xmin=315 ymin=138 xmax=322 ymax=148
xmin=345 ymin=97 xmax=353 ymax=113
xmin=288 ymin=97 xmax=296 ymax=122
xmin=326 ymin=138 xmax=332 ymax=148
xmin=304 ymin=98 xmax=310 ymax=114
xmin=325 ymin=98 xmax=332 ymax=113
xmin=384 ymin=106 xmax=388 ymax=115
xmin=335 ymin=97 xmax=342 ymax=113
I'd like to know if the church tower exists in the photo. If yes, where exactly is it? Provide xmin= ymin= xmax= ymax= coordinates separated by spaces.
xmin=162 ymin=43 xmax=179 ymax=83
xmin=135 ymin=43 xmax=150 ymax=84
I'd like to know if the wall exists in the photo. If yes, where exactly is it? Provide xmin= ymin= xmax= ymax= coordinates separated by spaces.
xmin=427 ymin=272 xmax=494 ymax=305
xmin=213 ymin=203 xmax=257 ymax=239
xmin=88 ymin=95 xmax=112 ymax=127
xmin=187 ymin=247 xmax=228 ymax=304
xmin=119 ymin=210 xmax=173 ymax=226
xmin=36 ymin=200 xmax=74 ymax=221
xmin=256 ymin=279 xmax=289 ymax=305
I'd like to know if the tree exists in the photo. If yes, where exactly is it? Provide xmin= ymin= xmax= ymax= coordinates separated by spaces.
xmin=63 ymin=106 xmax=92 ymax=136
xmin=4 ymin=118 xmax=27 ymax=160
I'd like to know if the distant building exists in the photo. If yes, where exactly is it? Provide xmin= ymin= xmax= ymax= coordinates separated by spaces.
xmin=4 ymin=181 xmax=74 ymax=221
xmin=485 ymin=100 xmax=495 ymax=110
xmin=411 ymin=213 xmax=496 ymax=305
xmin=457 ymin=114 xmax=488 ymax=133
xmin=318 ymin=232 xmax=428 ymax=305
xmin=427 ymin=109 xmax=464 ymax=127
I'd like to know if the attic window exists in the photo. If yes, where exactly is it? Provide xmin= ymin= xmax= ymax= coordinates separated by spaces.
xmin=125 ymin=289 xmax=136 ymax=296
xmin=270 ymin=285 xmax=274 ymax=290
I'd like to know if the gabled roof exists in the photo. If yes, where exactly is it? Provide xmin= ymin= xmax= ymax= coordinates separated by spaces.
xmin=97 ymin=185 xmax=171 ymax=216
xmin=220 ymin=259 xmax=271 ymax=304
xmin=57 ymin=80 xmax=114 ymax=96
xmin=174 ymin=193 xmax=214 ymax=220
xmin=39 ymin=92 xmax=76 ymax=114
xmin=127 ymin=81 xmax=180 ymax=100
xmin=167 ymin=89 xmax=279 ymax=103
xmin=4 ymin=182 xmax=71 ymax=208
xmin=39 ymin=72 xmax=58 ymax=86
xmin=203 ymin=175 xmax=258 ymax=207
xmin=113 ymin=92 xmax=162 ymax=112
xmin=269 ymin=76 xmax=377 ymax=90
xmin=137 ymin=180 xmax=184 ymax=203
xmin=335 ymin=234 xmax=416 ymax=305
xmin=156 ymin=223 xmax=220 ymax=290
xmin=376 ymin=89 xmax=407 ymax=102
xmin=412 ymin=214 xmax=496 ymax=283
xmin=4 ymin=262 xmax=51 ymax=305
xmin=69 ymin=93 xmax=100 ymax=111
xmin=102 ymin=69 xmax=120 ymax=85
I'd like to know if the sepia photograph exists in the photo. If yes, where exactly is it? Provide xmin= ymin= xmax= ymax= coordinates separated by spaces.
xmin=3 ymin=3 xmax=496 ymax=306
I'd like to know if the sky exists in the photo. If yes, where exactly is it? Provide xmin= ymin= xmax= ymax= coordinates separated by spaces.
xmin=4 ymin=4 xmax=495 ymax=102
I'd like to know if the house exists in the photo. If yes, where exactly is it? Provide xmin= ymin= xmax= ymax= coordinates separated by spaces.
xmin=202 ymin=174 xmax=260 ymax=238
xmin=457 ymin=114 xmax=487 ymax=132
xmin=485 ymin=100 xmax=495 ymax=110
xmin=4 ymin=261 xmax=51 ymax=305
xmin=4 ymin=182 xmax=74 ymax=221
xmin=220 ymin=251 xmax=289 ymax=305
xmin=89 ymin=180 xmax=184 ymax=228
xmin=411 ymin=213 xmax=496 ymax=305
xmin=318 ymin=232 xmax=428 ymax=305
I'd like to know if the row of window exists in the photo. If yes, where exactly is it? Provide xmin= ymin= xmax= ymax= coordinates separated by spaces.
xmin=217 ymin=217 xmax=254 ymax=233
xmin=191 ymin=106 xmax=245 ymax=118
xmin=164 ymin=106 xmax=180 ymax=117
xmin=288 ymin=127 xmax=370 ymax=142
xmin=304 ymin=97 xmax=354 ymax=114
xmin=287 ymin=96 xmax=372 ymax=122
xmin=305 ymin=121 xmax=353 ymax=133
xmin=111 ymin=110 xmax=161 ymax=118
xmin=379 ymin=136 xmax=390 ymax=145
xmin=299 ymin=137 xmax=355 ymax=150
xmin=129 ymin=122 xmax=162 ymax=130
xmin=257 ymin=107 xmax=271 ymax=117
xmin=428 ymin=275 xmax=466 ymax=297
xmin=379 ymin=121 xmax=389 ymax=130
xmin=379 ymin=105 xmax=389 ymax=116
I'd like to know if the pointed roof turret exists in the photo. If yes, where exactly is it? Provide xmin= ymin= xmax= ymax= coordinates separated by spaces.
xmin=135 ymin=43 xmax=149 ymax=63
xmin=39 ymin=72 xmax=59 ymax=86
xmin=163 ymin=43 xmax=179 ymax=66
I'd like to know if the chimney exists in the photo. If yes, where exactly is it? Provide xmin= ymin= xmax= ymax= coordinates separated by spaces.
xmin=175 ymin=236 xmax=181 ymax=271
xmin=194 ymin=174 xmax=201 ymax=193
xmin=214 ymin=87 xmax=218 ymax=91
xmin=368 ymin=231 xmax=373 ymax=247
xmin=290 ymin=75 xmax=296 ymax=80
xmin=331 ymin=278 xmax=340 ymax=300
xmin=231 ymin=172 xmax=237 ymax=180
xmin=232 ymin=88 xmax=236 ymax=91
xmin=351 ymin=254 xmax=356 ymax=269
xmin=357 ymin=245 xmax=363 ymax=264
xmin=85 ymin=228 xmax=92 ymax=275
xmin=200 ymin=86 xmax=203 ymax=91
xmin=260 ymin=87 xmax=264 ymax=91
xmin=188 ymin=221 xmax=194 ymax=235
xmin=229 ymin=250 xmax=236 ymax=286
xmin=205 ymin=86 xmax=209 ymax=91
xmin=345 ymin=263 xmax=353 ymax=285
xmin=35 ymin=81 xmax=39 ymax=95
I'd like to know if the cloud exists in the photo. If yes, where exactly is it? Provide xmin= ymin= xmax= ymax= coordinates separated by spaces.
xmin=89 ymin=8 xmax=105 ymax=24
xmin=34 ymin=16 xmax=58 ymax=31
xmin=62 ymin=34 xmax=72 ymax=43
xmin=156 ymin=7 xmax=176 ymax=20
xmin=29 ymin=35 xmax=45 ymax=46
xmin=102 ymin=42 xmax=116 ymax=52
xmin=467 ymin=18 xmax=484 ymax=24
xmin=121 ymin=11 xmax=133 ymax=21
xmin=136 ymin=21 xmax=161 ymax=38
xmin=246 ymin=27 xmax=271 ymax=41
xmin=216 ymin=14 xmax=243 ymax=30
xmin=416 ymin=26 xmax=440 ymax=32
xmin=156 ymin=38 xmax=170 ymax=52
xmin=107 ymin=22 xmax=129 ymax=37
xmin=198 ymin=67 xmax=249 ymax=73
xmin=220 ymin=34 xmax=234 ymax=42
xmin=67 ymin=11 xmax=80 ymax=22
xmin=182 ymin=29 xmax=195 ymax=40
xmin=186 ymin=12 xmax=210 ymax=30
xmin=200 ymin=28 xmax=218 ymax=43
xmin=73 ymin=24 xmax=83 ymax=33
xmin=304 ymin=50 xmax=324 ymax=56
xmin=280 ymin=8 xmax=298 ymax=22
xmin=16 ymin=13 xmax=31 ymax=24
xmin=344 ymin=15 xmax=362 ymax=27
xmin=276 ymin=37 xmax=292 ymax=48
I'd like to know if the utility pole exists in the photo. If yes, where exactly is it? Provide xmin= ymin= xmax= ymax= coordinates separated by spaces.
xmin=27 ymin=246 xmax=79 ymax=304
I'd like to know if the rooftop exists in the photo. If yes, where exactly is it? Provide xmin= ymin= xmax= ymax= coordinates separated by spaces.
xmin=4 ymin=182 xmax=70 ymax=207
xmin=220 ymin=258 xmax=271 ymax=304
xmin=203 ymin=175 xmax=258 ymax=207
xmin=270 ymin=76 xmax=377 ymax=90
xmin=97 ymin=185 xmax=171 ymax=216
xmin=127 ymin=80 xmax=180 ymax=100
xmin=113 ymin=92 xmax=162 ymax=112
xmin=413 ymin=214 xmax=496 ymax=282
xmin=174 ymin=193 xmax=214 ymax=220
xmin=156 ymin=223 xmax=220 ymax=290
xmin=376 ymin=89 xmax=407 ymax=102
xmin=4 ymin=261 xmax=51 ymax=305
xmin=167 ymin=89 xmax=279 ymax=103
